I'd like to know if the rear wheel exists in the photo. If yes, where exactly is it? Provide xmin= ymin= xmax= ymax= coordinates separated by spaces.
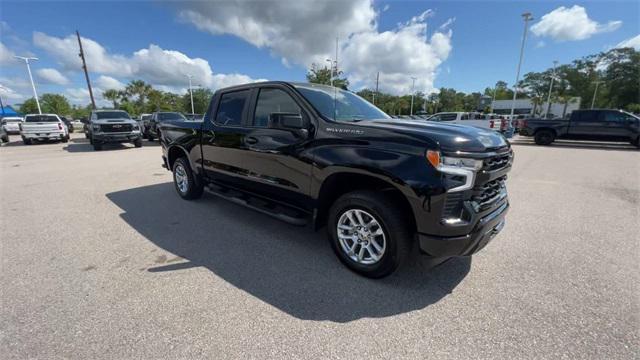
xmin=328 ymin=190 xmax=412 ymax=278
xmin=23 ymin=138 xmax=32 ymax=145
xmin=61 ymin=135 xmax=69 ymax=143
xmin=534 ymin=129 xmax=555 ymax=145
xmin=172 ymin=157 xmax=203 ymax=200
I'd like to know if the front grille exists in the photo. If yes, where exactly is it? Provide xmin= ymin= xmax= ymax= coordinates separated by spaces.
xmin=101 ymin=124 xmax=132 ymax=133
xmin=473 ymin=176 xmax=507 ymax=205
xmin=483 ymin=152 xmax=512 ymax=171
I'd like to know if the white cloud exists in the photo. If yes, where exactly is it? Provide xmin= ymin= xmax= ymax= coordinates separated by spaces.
xmin=175 ymin=1 xmax=452 ymax=95
xmin=95 ymin=75 xmax=126 ymax=90
xmin=36 ymin=68 xmax=69 ymax=85
xmin=616 ymin=34 xmax=640 ymax=50
xmin=0 ymin=42 xmax=18 ymax=65
xmin=0 ymin=83 xmax=26 ymax=102
xmin=33 ymin=32 xmax=265 ymax=91
xmin=531 ymin=5 xmax=622 ymax=41
xmin=176 ymin=0 xmax=376 ymax=66
xmin=341 ymin=15 xmax=453 ymax=94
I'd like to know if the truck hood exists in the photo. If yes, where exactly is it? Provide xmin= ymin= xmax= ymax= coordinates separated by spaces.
xmin=91 ymin=118 xmax=137 ymax=125
xmin=354 ymin=119 xmax=508 ymax=153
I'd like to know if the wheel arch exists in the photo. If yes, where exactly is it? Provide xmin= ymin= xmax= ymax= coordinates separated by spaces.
xmin=313 ymin=170 xmax=416 ymax=233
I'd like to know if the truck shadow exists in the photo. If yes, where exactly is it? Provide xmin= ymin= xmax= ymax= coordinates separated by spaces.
xmin=106 ymin=182 xmax=471 ymax=323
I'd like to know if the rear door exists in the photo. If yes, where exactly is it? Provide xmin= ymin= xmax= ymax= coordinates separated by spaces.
xmin=200 ymin=89 xmax=253 ymax=187
xmin=568 ymin=110 xmax=602 ymax=138
xmin=241 ymin=86 xmax=314 ymax=210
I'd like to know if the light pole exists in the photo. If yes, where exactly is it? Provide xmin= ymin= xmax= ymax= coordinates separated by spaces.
xmin=410 ymin=77 xmax=417 ymax=116
xmin=490 ymin=82 xmax=500 ymax=113
xmin=544 ymin=60 xmax=559 ymax=118
xmin=15 ymin=56 xmax=41 ymax=114
xmin=325 ymin=59 xmax=335 ymax=87
xmin=509 ymin=12 xmax=534 ymax=118
xmin=591 ymin=81 xmax=604 ymax=109
xmin=186 ymin=74 xmax=195 ymax=114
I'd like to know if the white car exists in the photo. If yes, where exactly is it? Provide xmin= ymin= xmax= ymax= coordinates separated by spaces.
xmin=427 ymin=112 xmax=503 ymax=131
xmin=1 ymin=116 xmax=23 ymax=134
xmin=20 ymin=114 xmax=70 ymax=145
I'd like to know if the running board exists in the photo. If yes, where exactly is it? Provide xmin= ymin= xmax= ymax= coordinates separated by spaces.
xmin=204 ymin=184 xmax=309 ymax=226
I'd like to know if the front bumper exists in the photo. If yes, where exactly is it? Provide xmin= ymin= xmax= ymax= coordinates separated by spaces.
xmin=418 ymin=200 xmax=509 ymax=257
xmin=93 ymin=132 xmax=141 ymax=143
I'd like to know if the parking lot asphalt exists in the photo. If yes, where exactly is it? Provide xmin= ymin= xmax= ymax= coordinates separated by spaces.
xmin=1 ymin=134 xmax=638 ymax=359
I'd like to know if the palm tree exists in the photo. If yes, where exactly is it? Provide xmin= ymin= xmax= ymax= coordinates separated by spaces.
xmin=125 ymin=80 xmax=152 ymax=108
xmin=102 ymin=89 xmax=120 ymax=108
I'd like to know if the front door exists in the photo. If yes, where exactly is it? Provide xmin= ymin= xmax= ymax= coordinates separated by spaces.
xmin=241 ymin=86 xmax=314 ymax=211
xmin=598 ymin=110 xmax=635 ymax=140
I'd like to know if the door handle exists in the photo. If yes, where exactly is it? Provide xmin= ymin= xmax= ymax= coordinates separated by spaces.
xmin=245 ymin=136 xmax=258 ymax=145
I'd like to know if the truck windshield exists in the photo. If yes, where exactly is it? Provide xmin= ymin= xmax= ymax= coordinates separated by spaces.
xmin=294 ymin=84 xmax=390 ymax=122
xmin=25 ymin=115 xmax=58 ymax=122
xmin=96 ymin=111 xmax=130 ymax=120
xmin=158 ymin=112 xmax=187 ymax=121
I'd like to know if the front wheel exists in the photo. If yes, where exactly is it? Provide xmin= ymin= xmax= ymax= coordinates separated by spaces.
xmin=172 ymin=157 xmax=203 ymax=200
xmin=328 ymin=190 xmax=412 ymax=278
xmin=133 ymin=138 xmax=142 ymax=148
xmin=534 ymin=130 xmax=555 ymax=145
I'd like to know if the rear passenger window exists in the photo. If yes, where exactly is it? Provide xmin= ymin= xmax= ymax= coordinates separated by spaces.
xmin=215 ymin=90 xmax=250 ymax=126
xmin=253 ymin=88 xmax=301 ymax=127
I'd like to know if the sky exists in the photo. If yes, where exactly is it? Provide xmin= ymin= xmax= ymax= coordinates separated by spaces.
xmin=0 ymin=0 xmax=638 ymax=107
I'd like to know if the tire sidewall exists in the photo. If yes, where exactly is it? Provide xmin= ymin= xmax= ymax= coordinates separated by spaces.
xmin=328 ymin=196 xmax=399 ymax=277
xmin=535 ymin=130 xmax=554 ymax=145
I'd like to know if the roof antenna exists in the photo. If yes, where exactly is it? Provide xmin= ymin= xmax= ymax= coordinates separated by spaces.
xmin=334 ymin=36 xmax=338 ymax=120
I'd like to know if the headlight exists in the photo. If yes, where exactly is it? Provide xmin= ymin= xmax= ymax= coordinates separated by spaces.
xmin=92 ymin=124 xmax=100 ymax=131
xmin=427 ymin=150 xmax=482 ymax=192
xmin=441 ymin=156 xmax=483 ymax=171
xmin=133 ymin=125 xmax=140 ymax=131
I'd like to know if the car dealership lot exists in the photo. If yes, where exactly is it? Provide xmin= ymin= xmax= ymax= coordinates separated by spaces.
xmin=1 ymin=134 xmax=638 ymax=359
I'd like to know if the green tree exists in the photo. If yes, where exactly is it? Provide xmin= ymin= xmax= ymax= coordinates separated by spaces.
xmin=40 ymin=93 xmax=71 ymax=115
xmin=181 ymin=88 xmax=213 ymax=114
xmin=19 ymin=98 xmax=40 ymax=114
xmin=307 ymin=63 xmax=349 ymax=89
xmin=103 ymin=89 xmax=120 ymax=108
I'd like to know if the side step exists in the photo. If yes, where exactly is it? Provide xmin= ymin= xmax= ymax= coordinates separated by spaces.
xmin=204 ymin=184 xmax=309 ymax=226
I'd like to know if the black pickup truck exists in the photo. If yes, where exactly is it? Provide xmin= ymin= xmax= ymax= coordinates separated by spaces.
xmin=519 ymin=109 xmax=639 ymax=147
xmin=159 ymin=82 xmax=513 ymax=278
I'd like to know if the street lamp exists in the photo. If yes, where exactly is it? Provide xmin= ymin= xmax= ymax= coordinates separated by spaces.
xmin=325 ymin=59 xmax=335 ymax=87
xmin=490 ymin=81 xmax=500 ymax=113
xmin=186 ymin=74 xmax=195 ymax=114
xmin=591 ymin=81 xmax=604 ymax=109
xmin=410 ymin=77 xmax=417 ymax=116
xmin=509 ymin=12 xmax=534 ymax=118
xmin=14 ymin=55 xmax=42 ymax=114
xmin=544 ymin=60 xmax=559 ymax=118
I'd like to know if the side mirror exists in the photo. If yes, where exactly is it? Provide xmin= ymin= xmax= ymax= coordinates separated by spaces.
xmin=270 ymin=113 xmax=308 ymax=138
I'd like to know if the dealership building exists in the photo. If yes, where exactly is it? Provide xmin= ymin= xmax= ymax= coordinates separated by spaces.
xmin=488 ymin=98 xmax=581 ymax=118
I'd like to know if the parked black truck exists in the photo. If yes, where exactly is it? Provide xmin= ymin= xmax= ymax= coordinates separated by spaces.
xmin=519 ymin=109 xmax=640 ymax=147
xmin=159 ymin=82 xmax=513 ymax=277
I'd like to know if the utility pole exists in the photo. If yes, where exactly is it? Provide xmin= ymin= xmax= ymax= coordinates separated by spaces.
xmin=509 ymin=12 xmax=534 ymax=118
xmin=14 ymin=55 xmax=41 ymax=114
xmin=77 ymin=31 xmax=96 ymax=109
xmin=544 ymin=60 xmax=559 ymax=118
xmin=187 ymin=74 xmax=195 ymax=114
xmin=591 ymin=81 xmax=604 ymax=109
xmin=410 ymin=77 xmax=417 ymax=116
xmin=373 ymin=72 xmax=379 ymax=105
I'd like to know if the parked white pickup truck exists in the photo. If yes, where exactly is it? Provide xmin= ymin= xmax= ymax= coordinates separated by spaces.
xmin=1 ymin=116 xmax=23 ymax=134
xmin=426 ymin=112 xmax=511 ymax=135
xmin=20 ymin=114 xmax=70 ymax=145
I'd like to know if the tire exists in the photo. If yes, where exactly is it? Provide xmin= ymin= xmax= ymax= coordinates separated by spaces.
xmin=133 ymin=138 xmax=143 ymax=148
xmin=85 ymin=132 xmax=89 ymax=139
xmin=631 ymin=137 xmax=640 ymax=149
xmin=172 ymin=157 xmax=204 ymax=200
xmin=328 ymin=190 xmax=412 ymax=278
xmin=93 ymin=143 xmax=102 ymax=151
xmin=61 ymin=135 xmax=69 ymax=143
xmin=534 ymin=129 xmax=555 ymax=145
xmin=23 ymin=138 xmax=32 ymax=145
xmin=1 ymin=135 xmax=8 ymax=143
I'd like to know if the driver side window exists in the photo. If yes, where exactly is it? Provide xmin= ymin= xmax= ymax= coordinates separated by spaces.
xmin=253 ymin=88 xmax=301 ymax=127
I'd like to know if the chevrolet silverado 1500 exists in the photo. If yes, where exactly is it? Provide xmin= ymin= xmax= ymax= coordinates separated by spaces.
xmin=159 ymin=82 xmax=513 ymax=277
